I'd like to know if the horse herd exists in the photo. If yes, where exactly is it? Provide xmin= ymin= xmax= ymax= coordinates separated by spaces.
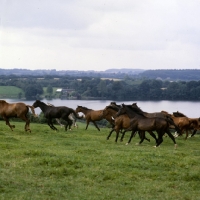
xmin=0 ymin=99 xmax=199 ymax=149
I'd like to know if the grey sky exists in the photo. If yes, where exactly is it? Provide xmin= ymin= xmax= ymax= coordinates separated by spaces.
xmin=1 ymin=0 xmax=200 ymax=71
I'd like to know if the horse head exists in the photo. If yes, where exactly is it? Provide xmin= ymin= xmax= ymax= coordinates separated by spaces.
xmin=32 ymin=100 xmax=41 ymax=108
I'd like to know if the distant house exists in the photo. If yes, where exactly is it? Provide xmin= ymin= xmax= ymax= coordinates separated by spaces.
xmin=56 ymin=88 xmax=76 ymax=99
xmin=56 ymin=88 xmax=62 ymax=92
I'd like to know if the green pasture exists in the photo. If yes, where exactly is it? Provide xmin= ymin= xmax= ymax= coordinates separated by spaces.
xmin=0 ymin=86 xmax=24 ymax=99
xmin=0 ymin=121 xmax=200 ymax=200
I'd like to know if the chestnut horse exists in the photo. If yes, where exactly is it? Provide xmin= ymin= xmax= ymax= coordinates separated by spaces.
xmin=161 ymin=110 xmax=197 ymax=139
xmin=0 ymin=100 xmax=36 ymax=132
xmin=75 ymin=105 xmax=114 ymax=131
xmin=32 ymin=100 xmax=83 ymax=131
xmin=117 ymin=104 xmax=177 ymax=148
xmin=172 ymin=111 xmax=200 ymax=139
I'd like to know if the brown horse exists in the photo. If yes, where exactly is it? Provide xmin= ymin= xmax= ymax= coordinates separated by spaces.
xmin=131 ymin=103 xmax=182 ymax=134
xmin=75 ymin=105 xmax=114 ymax=131
xmin=103 ymin=105 xmax=157 ymax=144
xmin=0 ymin=100 xmax=36 ymax=132
xmin=161 ymin=110 xmax=197 ymax=139
xmin=172 ymin=111 xmax=200 ymax=139
xmin=117 ymin=104 xmax=177 ymax=148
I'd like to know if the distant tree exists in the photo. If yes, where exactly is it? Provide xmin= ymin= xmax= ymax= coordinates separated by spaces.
xmin=46 ymin=85 xmax=53 ymax=94
xmin=24 ymin=84 xmax=43 ymax=100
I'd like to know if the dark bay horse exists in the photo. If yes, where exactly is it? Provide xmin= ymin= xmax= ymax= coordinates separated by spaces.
xmin=75 ymin=105 xmax=114 ymax=131
xmin=131 ymin=103 xmax=181 ymax=134
xmin=47 ymin=103 xmax=78 ymax=130
xmin=103 ymin=105 xmax=156 ymax=144
xmin=0 ymin=100 xmax=36 ymax=132
xmin=117 ymin=104 xmax=177 ymax=148
xmin=32 ymin=100 xmax=83 ymax=131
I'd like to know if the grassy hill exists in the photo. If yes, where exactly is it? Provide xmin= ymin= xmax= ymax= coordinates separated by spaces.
xmin=0 ymin=86 xmax=24 ymax=99
xmin=0 ymin=121 xmax=199 ymax=199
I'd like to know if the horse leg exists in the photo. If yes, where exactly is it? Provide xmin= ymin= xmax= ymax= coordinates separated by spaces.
xmin=107 ymin=128 xmax=115 ymax=140
xmin=4 ymin=118 xmax=15 ymax=131
xmin=19 ymin=115 xmax=31 ymax=132
xmin=165 ymin=129 xmax=177 ymax=149
xmin=185 ymin=129 xmax=189 ymax=140
xmin=155 ymin=136 xmax=163 ymax=147
xmin=120 ymin=130 xmax=127 ymax=142
xmin=115 ymin=129 xmax=120 ymax=142
xmin=190 ymin=129 xmax=197 ymax=137
xmin=85 ymin=120 xmax=90 ymax=130
xmin=126 ymin=129 xmax=137 ymax=145
xmin=148 ymin=131 xmax=158 ymax=144
xmin=92 ymin=121 xmax=100 ymax=131
xmin=48 ymin=119 xmax=57 ymax=131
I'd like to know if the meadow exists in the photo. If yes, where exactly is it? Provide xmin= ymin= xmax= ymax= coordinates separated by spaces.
xmin=0 ymin=120 xmax=200 ymax=200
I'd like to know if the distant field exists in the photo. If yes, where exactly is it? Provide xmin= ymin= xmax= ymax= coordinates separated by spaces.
xmin=0 ymin=86 xmax=60 ymax=99
xmin=0 ymin=86 xmax=24 ymax=98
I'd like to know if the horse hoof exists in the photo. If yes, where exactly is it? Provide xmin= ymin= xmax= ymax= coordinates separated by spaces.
xmin=174 ymin=144 xmax=177 ymax=149
xmin=125 ymin=143 xmax=129 ymax=145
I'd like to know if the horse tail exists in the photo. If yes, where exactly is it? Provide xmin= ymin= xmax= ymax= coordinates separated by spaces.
xmin=27 ymin=105 xmax=37 ymax=117
xmin=166 ymin=116 xmax=181 ymax=133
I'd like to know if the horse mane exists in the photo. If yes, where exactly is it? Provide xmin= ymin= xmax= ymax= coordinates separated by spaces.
xmin=78 ymin=105 xmax=93 ymax=111
xmin=123 ymin=104 xmax=146 ymax=117
xmin=173 ymin=111 xmax=187 ymax=117
xmin=106 ymin=105 xmax=119 ymax=111
xmin=0 ymin=100 xmax=7 ymax=104
xmin=110 ymin=102 xmax=121 ymax=108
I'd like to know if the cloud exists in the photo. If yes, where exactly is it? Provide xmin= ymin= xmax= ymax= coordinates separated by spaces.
xmin=1 ymin=0 xmax=200 ymax=71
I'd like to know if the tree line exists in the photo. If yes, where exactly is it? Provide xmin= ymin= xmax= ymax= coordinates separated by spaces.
xmin=1 ymin=75 xmax=200 ymax=101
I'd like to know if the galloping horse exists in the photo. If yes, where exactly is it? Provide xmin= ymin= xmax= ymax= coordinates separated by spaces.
xmin=117 ymin=104 xmax=177 ymax=148
xmin=32 ymin=100 xmax=83 ymax=131
xmin=161 ymin=110 xmax=197 ymax=139
xmin=172 ymin=111 xmax=200 ymax=139
xmin=131 ymin=103 xmax=181 ymax=134
xmin=0 ymin=100 xmax=36 ymax=132
xmin=47 ymin=103 xmax=78 ymax=130
xmin=75 ymin=105 xmax=113 ymax=131
xmin=103 ymin=105 xmax=155 ymax=143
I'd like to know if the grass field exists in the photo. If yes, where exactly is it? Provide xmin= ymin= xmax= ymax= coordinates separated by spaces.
xmin=0 ymin=120 xmax=200 ymax=200
xmin=0 ymin=86 xmax=24 ymax=98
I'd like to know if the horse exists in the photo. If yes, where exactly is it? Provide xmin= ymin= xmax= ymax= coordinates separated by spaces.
xmin=47 ymin=103 xmax=78 ymax=130
xmin=32 ymin=100 xmax=83 ymax=131
xmin=131 ymin=103 xmax=182 ymax=134
xmin=0 ymin=100 xmax=36 ymax=132
xmin=161 ymin=110 xmax=197 ymax=139
xmin=75 ymin=105 xmax=114 ymax=131
xmin=103 ymin=105 xmax=157 ymax=144
xmin=117 ymin=104 xmax=177 ymax=148
xmin=172 ymin=111 xmax=200 ymax=139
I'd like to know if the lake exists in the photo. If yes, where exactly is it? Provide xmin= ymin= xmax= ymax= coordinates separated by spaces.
xmin=4 ymin=99 xmax=200 ymax=118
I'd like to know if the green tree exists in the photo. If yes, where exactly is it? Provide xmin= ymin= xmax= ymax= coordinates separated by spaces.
xmin=47 ymin=85 xmax=53 ymax=94
xmin=24 ymin=84 xmax=43 ymax=100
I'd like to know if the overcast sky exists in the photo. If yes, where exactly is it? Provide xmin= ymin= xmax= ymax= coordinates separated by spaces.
xmin=1 ymin=0 xmax=200 ymax=71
